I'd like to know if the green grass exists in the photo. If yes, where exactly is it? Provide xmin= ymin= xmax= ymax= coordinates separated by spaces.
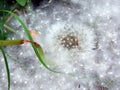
xmin=0 ymin=8 xmax=60 ymax=90
xmin=0 ymin=47 xmax=10 ymax=90
xmin=0 ymin=10 xmax=60 ymax=73
xmin=0 ymin=1 xmax=60 ymax=90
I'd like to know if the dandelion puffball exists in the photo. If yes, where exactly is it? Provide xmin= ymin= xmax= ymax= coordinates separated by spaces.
xmin=43 ymin=21 xmax=96 ymax=72
xmin=2 ymin=0 xmax=120 ymax=89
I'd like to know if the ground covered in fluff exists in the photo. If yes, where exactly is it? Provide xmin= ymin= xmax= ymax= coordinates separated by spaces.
xmin=1 ymin=0 xmax=120 ymax=90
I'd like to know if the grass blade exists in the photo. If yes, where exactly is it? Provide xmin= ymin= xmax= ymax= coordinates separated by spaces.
xmin=0 ymin=47 xmax=10 ymax=90
xmin=0 ymin=10 xmax=60 ymax=73
xmin=16 ymin=0 xmax=27 ymax=6
xmin=0 ymin=40 xmax=24 ymax=46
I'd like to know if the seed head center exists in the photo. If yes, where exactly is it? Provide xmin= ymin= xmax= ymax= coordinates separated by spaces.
xmin=61 ymin=35 xmax=79 ymax=49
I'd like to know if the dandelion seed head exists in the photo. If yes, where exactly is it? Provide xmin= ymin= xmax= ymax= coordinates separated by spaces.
xmin=44 ymin=21 xmax=96 ymax=72
xmin=1 ymin=0 xmax=120 ymax=90
xmin=46 ymin=21 xmax=95 ymax=53
xmin=60 ymin=34 xmax=79 ymax=49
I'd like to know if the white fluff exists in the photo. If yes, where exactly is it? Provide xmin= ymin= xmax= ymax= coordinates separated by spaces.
xmin=1 ymin=0 xmax=120 ymax=90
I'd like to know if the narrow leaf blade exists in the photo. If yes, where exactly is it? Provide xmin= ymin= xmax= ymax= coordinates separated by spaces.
xmin=16 ymin=0 xmax=27 ymax=6
xmin=0 ymin=47 xmax=10 ymax=90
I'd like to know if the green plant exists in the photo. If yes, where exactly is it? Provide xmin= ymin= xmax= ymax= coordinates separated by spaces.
xmin=0 ymin=47 xmax=10 ymax=90
xmin=16 ymin=0 xmax=28 ymax=6
xmin=0 ymin=9 xmax=60 ymax=90
xmin=0 ymin=1 xmax=66 ymax=89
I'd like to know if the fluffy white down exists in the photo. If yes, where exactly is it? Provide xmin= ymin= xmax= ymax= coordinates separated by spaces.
xmin=1 ymin=0 xmax=120 ymax=90
xmin=44 ymin=21 xmax=96 ymax=70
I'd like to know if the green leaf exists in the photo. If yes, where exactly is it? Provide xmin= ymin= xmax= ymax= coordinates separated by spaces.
xmin=16 ymin=0 xmax=27 ymax=6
